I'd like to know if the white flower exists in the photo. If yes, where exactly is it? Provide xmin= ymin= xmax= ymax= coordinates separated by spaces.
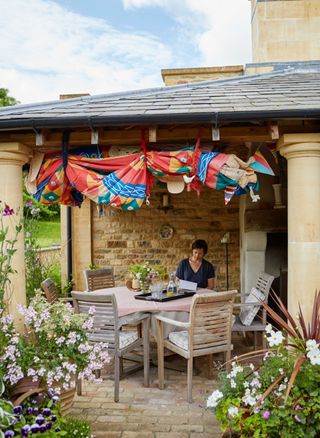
xmin=249 ymin=363 xmax=255 ymax=371
xmin=267 ymin=330 xmax=284 ymax=347
xmin=207 ymin=390 xmax=224 ymax=408
xmin=228 ymin=406 xmax=239 ymax=418
xmin=230 ymin=379 xmax=236 ymax=388
xmin=265 ymin=324 xmax=273 ymax=334
xmin=307 ymin=348 xmax=320 ymax=365
xmin=306 ymin=339 xmax=319 ymax=351
xmin=242 ymin=388 xmax=257 ymax=407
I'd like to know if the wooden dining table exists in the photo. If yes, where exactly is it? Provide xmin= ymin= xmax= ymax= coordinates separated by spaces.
xmin=83 ymin=286 xmax=216 ymax=336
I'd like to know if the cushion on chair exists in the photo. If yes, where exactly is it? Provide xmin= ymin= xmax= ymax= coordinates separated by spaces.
xmin=168 ymin=330 xmax=189 ymax=350
xmin=119 ymin=331 xmax=139 ymax=349
xmin=239 ymin=287 xmax=265 ymax=326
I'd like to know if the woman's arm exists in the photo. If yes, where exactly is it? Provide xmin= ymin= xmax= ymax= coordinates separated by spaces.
xmin=207 ymin=277 xmax=215 ymax=290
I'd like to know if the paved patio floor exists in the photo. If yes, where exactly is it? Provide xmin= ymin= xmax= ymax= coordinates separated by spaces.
xmin=70 ymin=336 xmax=256 ymax=437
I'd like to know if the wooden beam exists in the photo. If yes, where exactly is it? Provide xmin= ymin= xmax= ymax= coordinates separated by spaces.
xmin=0 ymin=121 xmax=319 ymax=150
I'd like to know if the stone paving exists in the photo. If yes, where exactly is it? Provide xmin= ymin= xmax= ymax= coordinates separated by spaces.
xmin=70 ymin=364 xmax=223 ymax=438
xmin=70 ymin=337 xmax=254 ymax=437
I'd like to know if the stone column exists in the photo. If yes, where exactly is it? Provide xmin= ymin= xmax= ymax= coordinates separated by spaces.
xmin=278 ymin=134 xmax=320 ymax=322
xmin=0 ymin=142 xmax=31 ymax=329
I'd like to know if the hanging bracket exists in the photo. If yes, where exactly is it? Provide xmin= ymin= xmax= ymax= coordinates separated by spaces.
xmin=211 ymin=114 xmax=220 ymax=141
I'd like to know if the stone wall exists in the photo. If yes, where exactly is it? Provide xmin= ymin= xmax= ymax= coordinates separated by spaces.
xmin=92 ymin=186 xmax=240 ymax=292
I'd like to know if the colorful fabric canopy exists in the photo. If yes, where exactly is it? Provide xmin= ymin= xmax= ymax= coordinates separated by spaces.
xmin=29 ymin=145 xmax=274 ymax=209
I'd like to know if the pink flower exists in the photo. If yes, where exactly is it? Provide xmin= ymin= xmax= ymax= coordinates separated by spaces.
xmin=262 ymin=411 xmax=270 ymax=420
xmin=295 ymin=405 xmax=303 ymax=411
xmin=294 ymin=415 xmax=302 ymax=423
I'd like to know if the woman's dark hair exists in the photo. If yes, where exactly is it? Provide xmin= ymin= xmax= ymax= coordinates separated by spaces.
xmin=191 ymin=239 xmax=208 ymax=255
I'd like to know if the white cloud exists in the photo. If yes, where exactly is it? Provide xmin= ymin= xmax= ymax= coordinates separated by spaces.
xmin=122 ymin=0 xmax=252 ymax=66
xmin=0 ymin=0 xmax=172 ymax=103
xmin=0 ymin=0 xmax=252 ymax=104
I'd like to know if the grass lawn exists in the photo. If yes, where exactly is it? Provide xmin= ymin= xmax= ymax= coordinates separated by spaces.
xmin=35 ymin=220 xmax=61 ymax=248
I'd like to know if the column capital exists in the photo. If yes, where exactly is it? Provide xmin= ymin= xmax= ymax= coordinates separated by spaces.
xmin=277 ymin=134 xmax=320 ymax=159
xmin=0 ymin=142 xmax=32 ymax=165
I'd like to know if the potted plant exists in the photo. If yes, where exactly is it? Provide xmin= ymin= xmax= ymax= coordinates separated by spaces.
xmin=207 ymin=291 xmax=320 ymax=438
xmin=0 ymin=291 xmax=110 ymax=414
xmin=128 ymin=262 xmax=167 ymax=292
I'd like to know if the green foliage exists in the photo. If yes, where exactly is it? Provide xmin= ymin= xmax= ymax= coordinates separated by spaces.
xmin=0 ymin=88 xmax=19 ymax=107
xmin=24 ymin=203 xmax=60 ymax=302
xmin=208 ymin=292 xmax=320 ymax=437
xmin=0 ymin=202 xmax=22 ymax=308
xmin=0 ymin=377 xmax=16 ymax=432
xmin=23 ymin=189 xmax=60 ymax=222
xmin=34 ymin=221 xmax=61 ymax=248
xmin=1 ymin=388 xmax=92 ymax=437
xmin=1 ymin=291 xmax=109 ymax=391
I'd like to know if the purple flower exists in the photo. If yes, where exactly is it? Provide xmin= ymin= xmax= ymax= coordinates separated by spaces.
xmin=5 ymin=431 xmax=15 ymax=438
xmin=26 ymin=201 xmax=33 ymax=207
xmin=42 ymin=408 xmax=51 ymax=416
xmin=55 ymin=427 xmax=61 ymax=432
xmin=51 ymin=414 xmax=57 ymax=422
xmin=33 ymin=407 xmax=39 ymax=414
xmin=26 ymin=407 xmax=33 ymax=415
xmin=40 ymin=424 xmax=47 ymax=433
xmin=52 ymin=395 xmax=59 ymax=403
xmin=3 ymin=204 xmax=14 ymax=216
xmin=13 ymin=405 xmax=22 ymax=414
xmin=46 ymin=422 xmax=52 ymax=430
xmin=295 ymin=405 xmax=303 ymax=411
xmin=30 ymin=424 xmax=40 ymax=434
xmin=20 ymin=425 xmax=31 ymax=437
xmin=35 ymin=415 xmax=45 ymax=425
xmin=263 ymin=411 xmax=270 ymax=419
xmin=294 ymin=415 xmax=302 ymax=423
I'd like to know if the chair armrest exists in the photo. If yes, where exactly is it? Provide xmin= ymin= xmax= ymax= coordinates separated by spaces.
xmin=119 ymin=312 xmax=150 ymax=327
xmin=154 ymin=314 xmax=190 ymax=328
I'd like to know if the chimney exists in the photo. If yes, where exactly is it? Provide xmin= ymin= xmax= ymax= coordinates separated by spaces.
xmin=250 ymin=0 xmax=320 ymax=63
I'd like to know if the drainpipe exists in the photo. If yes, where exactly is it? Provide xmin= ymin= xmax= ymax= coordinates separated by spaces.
xmin=66 ymin=206 xmax=72 ymax=284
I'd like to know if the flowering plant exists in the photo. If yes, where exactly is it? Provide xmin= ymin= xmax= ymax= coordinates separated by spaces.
xmin=207 ymin=291 xmax=320 ymax=438
xmin=1 ymin=387 xmax=92 ymax=437
xmin=128 ymin=262 xmax=167 ymax=291
xmin=0 ymin=291 xmax=110 ymax=395
xmin=0 ymin=201 xmax=22 ymax=308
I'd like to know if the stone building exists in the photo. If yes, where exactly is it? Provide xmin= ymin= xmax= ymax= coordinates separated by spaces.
xmin=0 ymin=0 xmax=319 ymax=328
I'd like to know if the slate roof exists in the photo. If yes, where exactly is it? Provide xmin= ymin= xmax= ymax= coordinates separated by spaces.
xmin=0 ymin=67 xmax=320 ymax=129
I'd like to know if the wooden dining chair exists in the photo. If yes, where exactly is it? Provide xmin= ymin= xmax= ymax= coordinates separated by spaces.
xmin=232 ymin=271 xmax=274 ymax=349
xmin=71 ymin=291 xmax=150 ymax=402
xmin=155 ymin=290 xmax=236 ymax=403
xmin=83 ymin=268 xmax=115 ymax=291
xmin=41 ymin=278 xmax=73 ymax=305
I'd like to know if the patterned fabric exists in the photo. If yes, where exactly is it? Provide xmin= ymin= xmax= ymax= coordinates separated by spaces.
xmin=119 ymin=331 xmax=139 ymax=349
xmin=30 ymin=144 xmax=272 ymax=209
xmin=169 ymin=330 xmax=189 ymax=350
xmin=239 ymin=287 xmax=266 ymax=326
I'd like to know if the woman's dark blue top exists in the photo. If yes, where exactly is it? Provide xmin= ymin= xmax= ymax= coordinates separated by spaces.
xmin=176 ymin=258 xmax=215 ymax=288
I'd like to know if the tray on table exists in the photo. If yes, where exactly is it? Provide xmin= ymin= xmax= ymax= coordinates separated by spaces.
xmin=134 ymin=290 xmax=196 ymax=302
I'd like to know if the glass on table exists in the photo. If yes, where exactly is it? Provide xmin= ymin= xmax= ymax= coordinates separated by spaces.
xmin=150 ymin=282 xmax=163 ymax=299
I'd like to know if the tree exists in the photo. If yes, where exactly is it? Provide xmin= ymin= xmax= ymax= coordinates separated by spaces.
xmin=0 ymin=88 xmax=19 ymax=107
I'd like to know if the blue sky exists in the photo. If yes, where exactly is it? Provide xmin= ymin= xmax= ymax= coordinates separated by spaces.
xmin=0 ymin=0 xmax=251 ymax=104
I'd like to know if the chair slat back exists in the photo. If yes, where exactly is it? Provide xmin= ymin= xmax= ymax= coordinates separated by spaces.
xmin=71 ymin=291 xmax=119 ymax=350
xmin=189 ymin=291 xmax=236 ymax=352
xmin=41 ymin=278 xmax=58 ymax=304
xmin=84 ymin=268 xmax=115 ymax=291
xmin=255 ymin=272 xmax=274 ymax=300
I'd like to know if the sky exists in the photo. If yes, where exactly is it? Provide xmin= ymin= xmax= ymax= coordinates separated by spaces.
xmin=0 ymin=0 xmax=252 ymax=104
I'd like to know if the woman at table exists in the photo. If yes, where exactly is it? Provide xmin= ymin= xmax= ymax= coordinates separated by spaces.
xmin=176 ymin=239 xmax=215 ymax=289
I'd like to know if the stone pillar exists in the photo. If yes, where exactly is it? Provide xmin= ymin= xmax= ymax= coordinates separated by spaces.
xmin=0 ymin=142 xmax=31 ymax=329
xmin=278 ymin=134 xmax=320 ymax=322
